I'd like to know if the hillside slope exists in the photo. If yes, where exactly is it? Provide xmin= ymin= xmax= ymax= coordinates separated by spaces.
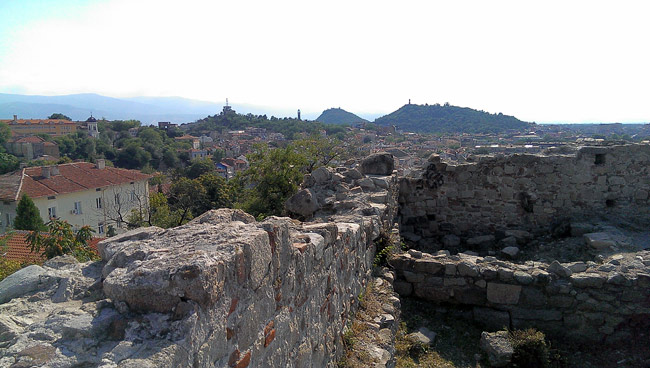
xmin=315 ymin=108 xmax=368 ymax=125
xmin=374 ymin=104 xmax=529 ymax=133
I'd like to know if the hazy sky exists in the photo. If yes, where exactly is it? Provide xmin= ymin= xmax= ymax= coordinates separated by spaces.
xmin=0 ymin=0 xmax=648 ymax=123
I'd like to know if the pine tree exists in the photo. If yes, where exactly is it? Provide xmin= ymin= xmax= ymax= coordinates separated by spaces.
xmin=13 ymin=194 xmax=45 ymax=231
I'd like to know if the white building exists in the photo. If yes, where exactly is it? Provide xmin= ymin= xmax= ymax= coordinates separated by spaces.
xmin=0 ymin=160 xmax=151 ymax=235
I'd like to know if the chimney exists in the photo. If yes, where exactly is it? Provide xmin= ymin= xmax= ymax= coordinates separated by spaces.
xmin=42 ymin=166 xmax=51 ymax=178
xmin=50 ymin=165 xmax=59 ymax=176
xmin=96 ymin=159 xmax=105 ymax=170
xmin=13 ymin=115 xmax=17 ymax=121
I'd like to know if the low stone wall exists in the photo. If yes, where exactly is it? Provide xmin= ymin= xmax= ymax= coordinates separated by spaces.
xmin=390 ymin=250 xmax=650 ymax=343
xmin=0 ymin=165 xmax=399 ymax=367
xmin=399 ymin=144 xmax=650 ymax=243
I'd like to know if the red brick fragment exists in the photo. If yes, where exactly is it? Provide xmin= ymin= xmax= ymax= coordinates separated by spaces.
xmin=228 ymin=349 xmax=240 ymax=367
xmin=235 ymin=351 xmax=251 ymax=368
xmin=264 ymin=329 xmax=276 ymax=347
xmin=264 ymin=321 xmax=274 ymax=336
xmin=226 ymin=327 xmax=234 ymax=340
xmin=228 ymin=298 xmax=239 ymax=316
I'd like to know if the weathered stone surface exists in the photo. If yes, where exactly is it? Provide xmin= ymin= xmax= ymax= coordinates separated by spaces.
xmin=407 ymin=327 xmax=437 ymax=345
xmin=442 ymin=234 xmax=460 ymax=247
xmin=501 ymin=246 xmax=519 ymax=258
xmin=285 ymin=188 xmax=320 ymax=217
xmin=311 ymin=167 xmax=332 ymax=184
xmin=570 ymin=273 xmax=605 ymax=288
xmin=547 ymin=260 xmax=572 ymax=278
xmin=0 ymin=265 xmax=46 ymax=304
xmin=487 ymin=283 xmax=521 ymax=305
xmin=360 ymin=152 xmax=394 ymax=175
xmin=480 ymin=331 xmax=513 ymax=367
xmin=473 ymin=307 xmax=510 ymax=331
xmin=584 ymin=232 xmax=616 ymax=250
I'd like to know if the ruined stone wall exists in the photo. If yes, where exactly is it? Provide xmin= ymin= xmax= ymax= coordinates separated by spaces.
xmin=399 ymin=144 xmax=650 ymax=243
xmin=0 ymin=165 xmax=399 ymax=368
xmin=390 ymin=250 xmax=650 ymax=343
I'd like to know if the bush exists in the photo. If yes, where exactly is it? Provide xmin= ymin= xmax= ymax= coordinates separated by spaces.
xmin=0 ymin=258 xmax=24 ymax=282
xmin=509 ymin=328 xmax=550 ymax=368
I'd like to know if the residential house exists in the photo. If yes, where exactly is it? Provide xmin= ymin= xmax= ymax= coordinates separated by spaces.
xmin=175 ymin=135 xmax=200 ymax=149
xmin=0 ymin=160 xmax=151 ymax=235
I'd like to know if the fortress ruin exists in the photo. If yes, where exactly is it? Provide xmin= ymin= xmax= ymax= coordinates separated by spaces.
xmin=1 ymin=145 xmax=649 ymax=367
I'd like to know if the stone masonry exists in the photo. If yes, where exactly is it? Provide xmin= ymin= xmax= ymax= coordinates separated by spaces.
xmin=0 ymin=162 xmax=398 ymax=368
xmin=390 ymin=250 xmax=650 ymax=343
xmin=399 ymin=144 xmax=650 ymax=243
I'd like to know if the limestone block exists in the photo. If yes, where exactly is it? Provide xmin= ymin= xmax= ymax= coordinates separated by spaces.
xmin=311 ymin=167 xmax=332 ymax=185
xmin=487 ymin=283 xmax=521 ymax=304
xmin=570 ymin=273 xmax=605 ymax=288
xmin=547 ymin=260 xmax=572 ymax=278
xmin=480 ymin=331 xmax=513 ymax=367
xmin=360 ymin=152 xmax=394 ymax=175
xmin=0 ymin=265 xmax=47 ymax=304
xmin=584 ymin=232 xmax=616 ymax=250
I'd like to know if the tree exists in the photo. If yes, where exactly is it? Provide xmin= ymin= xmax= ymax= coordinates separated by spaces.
xmin=211 ymin=149 xmax=225 ymax=164
xmin=196 ymin=173 xmax=232 ymax=213
xmin=13 ymin=195 xmax=45 ymax=231
xmin=186 ymin=158 xmax=214 ymax=179
xmin=127 ymin=192 xmax=186 ymax=229
xmin=116 ymin=143 xmax=151 ymax=169
xmin=291 ymin=136 xmax=347 ymax=173
xmin=168 ymin=177 xmax=206 ymax=224
xmin=48 ymin=113 xmax=71 ymax=121
xmin=239 ymin=144 xmax=306 ymax=218
xmin=0 ymin=152 xmax=19 ymax=174
xmin=27 ymin=219 xmax=97 ymax=261
xmin=0 ymin=122 xmax=11 ymax=148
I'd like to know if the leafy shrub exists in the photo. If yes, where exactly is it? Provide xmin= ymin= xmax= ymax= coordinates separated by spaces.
xmin=509 ymin=328 xmax=550 ymax=368
xmin=0 ymin=258 xmax=24 ymax=282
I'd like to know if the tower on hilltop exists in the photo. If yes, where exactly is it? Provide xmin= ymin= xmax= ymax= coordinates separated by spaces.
xmin=222 ymin=98 xmax=233 ymax=115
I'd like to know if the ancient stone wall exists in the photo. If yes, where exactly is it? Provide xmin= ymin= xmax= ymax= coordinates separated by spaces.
xmin=0 ymin=164 xmax=399 ymax=368
xmin=399 ymin=144 xmax=650 ymax=244
xmin=390 ymin=250 xmax=650 ymax=343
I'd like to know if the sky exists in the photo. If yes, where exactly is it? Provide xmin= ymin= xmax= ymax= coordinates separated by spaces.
xmin=0 ymin=0 xmax=649 ymax=123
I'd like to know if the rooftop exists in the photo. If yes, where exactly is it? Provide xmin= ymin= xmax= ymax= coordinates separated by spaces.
xmin=0 ymin=162 xmax=152 ymax=202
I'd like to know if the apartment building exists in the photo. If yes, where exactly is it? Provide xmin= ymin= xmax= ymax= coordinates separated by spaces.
xmin=0 ymin=160 xmax=151 ymax=235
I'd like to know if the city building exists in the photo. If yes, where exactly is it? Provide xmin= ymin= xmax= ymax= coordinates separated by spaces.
xmin=1 ymin=115 xmax=78 ymax=137
xmin=0 ymin=160 xmax=151 ymax=235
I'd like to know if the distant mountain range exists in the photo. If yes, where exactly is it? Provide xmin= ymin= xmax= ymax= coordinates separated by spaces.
xmin=0 ymin=93 xmax=300 ymax=124
xmin=374 ymin=103 xmax=530 ymax=133
xmin=315 ymin=108 xmax=368 ymax=125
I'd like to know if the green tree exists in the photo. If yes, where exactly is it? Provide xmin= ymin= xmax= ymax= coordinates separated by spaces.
xmin=116 ymin=143 xmax=151 ymax=169
xmin=0 ymin=152 xmax=20 ymax=174
xmin=239 ymin=144 xmax=306 ymax=218
xmin=168 ymin=177 xmax=206 ymax=224
xmin=186 ymin=158 xmax=214 ymax=179
xmin=211 ymin=148 xmax=225 ymax=164
xmin=48 ymin=113 xmax=72 ymax=120
xmin=127 ymin=192 xmax=186 ymax=229
xmin=196 ymin=173 xmax=232 ymax=213
xmin=291 ymin=136 xmax=347 ymax=173
xmin=13 ymin=195 xmax=45 ymax=231
xmin=0 ymin=121 xmax=11 ymax=147
xmin=27 ymin=219 xmax=97 ymax=261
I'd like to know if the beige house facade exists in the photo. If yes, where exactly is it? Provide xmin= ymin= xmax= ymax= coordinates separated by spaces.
xmin=0 ymin=161 xmax=151 ymax=235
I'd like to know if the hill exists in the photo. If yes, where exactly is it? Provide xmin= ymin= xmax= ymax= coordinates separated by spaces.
xmin=0 ymin=93 xmax=299 ymax=124
xmin=374 ymin=103 xmax=530 ymax=133
xmin=315 ymin=108 xmax=368 ymax=125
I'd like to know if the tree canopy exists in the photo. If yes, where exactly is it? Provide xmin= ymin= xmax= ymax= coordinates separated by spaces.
xmin=48 ymin=113 xmax=71 ymax=120
xmin=13 ymin=194 xmax=45 ymax=231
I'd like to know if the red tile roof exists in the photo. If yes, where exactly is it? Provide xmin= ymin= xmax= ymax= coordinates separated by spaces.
xmin=0 ymin=231 xmax=102 ymax=263
xmin=0 ymin=162 xmax=152 ymax=201
xmin=14 ymin=136 xmax=46 ymax=143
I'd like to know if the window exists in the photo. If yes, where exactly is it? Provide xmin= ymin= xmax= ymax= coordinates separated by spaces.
xmin=98 ymin=222 xmax=105 ymax=234
xmin=48 ymin=206 xmax=57 ymax=218
xmin=5 ymin=213 xmax=11 ymax=227
xmin=130 ymin=191 xmax=137 ymax=201
xmin=96 ymin=197 xmax=102 ymax=209
xmin=114 ymin=194 xmax=120 ymax=205
xmin=74 ymin=201 xmax=82 ymax=215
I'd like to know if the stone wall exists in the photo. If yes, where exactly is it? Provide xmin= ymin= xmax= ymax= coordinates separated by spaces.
xmin=399 ymin=144 xmax=650 ymax=243
xmin=390 ymin=250 xmax=650 ymax=343
xmin=0 ymin=164 xmax=399 ymax=368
